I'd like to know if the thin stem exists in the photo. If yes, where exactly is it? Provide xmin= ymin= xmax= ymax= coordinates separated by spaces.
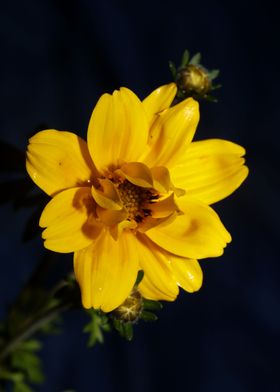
xmin=0 ymin=302 xmax=71 ymax=363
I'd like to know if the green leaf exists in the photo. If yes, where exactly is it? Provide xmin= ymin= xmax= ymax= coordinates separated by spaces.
xmin=19 ymin=339 xmax=42 ymax=352
xmin=13 ymin=380 xmax=33 ymax=392
xmin=0 ymin=370 xmax=31 ymax=391
xmin=39 ymin=316 xmax=62 ymax=335
xmin=11 ymin=350 xmax=44 ymax=384
xmin=190 ymin=52 xmax=201 ymax=65
xmin=83 ymin=310 xmax=110 ymax=347
xmin=0 ymin=369 xmax=23 ymax=382
xmin=181 ymin=49 xmax=190 ymax=66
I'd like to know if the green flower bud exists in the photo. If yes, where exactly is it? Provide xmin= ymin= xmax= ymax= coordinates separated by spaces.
xmin=176 ymin=64 xmax=211 ymax=95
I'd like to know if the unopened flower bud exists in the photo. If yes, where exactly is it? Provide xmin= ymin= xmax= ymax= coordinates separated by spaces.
xmin=176 ymin=64 xmax=211 ymax=95
xmin=114 ymin=288 xmax=143 ymax=323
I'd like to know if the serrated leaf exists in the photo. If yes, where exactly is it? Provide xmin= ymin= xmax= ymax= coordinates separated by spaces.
xmin=39 ymin=317 xmax=62 ymax=335
xmin=190 ymin=52 xmax=201 ymax=65
xmin=11 ymin=350 xmax=44 ymax=384
xmin=13 ymin=380 xmax=33 ymax=392
xmin=83 ymin=310 xmax=110 ymax=347
xmin=19 ymin=339 xmax=42 ymax=352
xmin=181 ymin=49 xmax=190 ymax=66
xmin=0 ymin=369 xmax=23 ymax=382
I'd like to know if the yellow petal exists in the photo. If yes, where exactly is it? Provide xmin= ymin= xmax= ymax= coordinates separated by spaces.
xmin=135 ymin=234 xmax=179 ymax=301
xmin=40 ymin=187 xmax=101 ymax=252
xmin=147 ymin=193 xmax=177 ymax=218
xmin=145 ymin=195 xmax=231 ymax=259
xmin=142 ymin=83 xmax=177 ymax=127
xmin=143 ymin=98 xmax=200 ymax=168
xmin=74 ymin=230 xmax=139 ymax=312
xmin=26 ymin=130 xmax=96 ymax=196
xmin=151 ymin=166 xmax=170 ymax=193
xmin=91 ymin=179 xmax=123 ymax=210
xmin=87 ymin=88 xmax=149 ymax=173
xmin=119 ymin=162 xmax=153 ymax=188
xmin=169 ymin=257 xmax=203 ymax=292
xmin=138 ymin=276 xmax=177 ymax=302
xmin=109 ymin=219 xmax=137 ymax=241
xmin=96 ymin=206 xmax=128 ymax=226
xmin=171 ymin=139 xmax=249 ymax=205
xmin=135 ymin=234 xmax=202 ymax=298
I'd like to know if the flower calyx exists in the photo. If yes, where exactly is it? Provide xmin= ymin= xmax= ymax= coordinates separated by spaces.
xmin=110 ymin=271 xmax=163 ymax=341
xmin=169 ymin=49 xmax=221 ymax=102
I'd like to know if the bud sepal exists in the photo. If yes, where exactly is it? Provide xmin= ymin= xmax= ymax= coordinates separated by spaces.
xmin=169 ymin=49 xmax=221 ymax=102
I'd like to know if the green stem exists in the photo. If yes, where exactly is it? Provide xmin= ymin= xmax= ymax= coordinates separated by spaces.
xmin=0 ymin=302 xmax=71 ymax=363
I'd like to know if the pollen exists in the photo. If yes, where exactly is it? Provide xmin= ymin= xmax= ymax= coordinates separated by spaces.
xmin=117 ymin=180 xmax=158 ymax=223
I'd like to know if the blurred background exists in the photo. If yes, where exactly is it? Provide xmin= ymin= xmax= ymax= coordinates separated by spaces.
xmin=0 ymin=0 xmax=278 ymax=391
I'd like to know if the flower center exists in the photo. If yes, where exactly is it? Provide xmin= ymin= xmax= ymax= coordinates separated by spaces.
xmin=117 ymin=180 xmax=158 ymax=223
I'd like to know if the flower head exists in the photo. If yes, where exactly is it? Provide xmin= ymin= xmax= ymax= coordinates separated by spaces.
xmin=176 ymin=64 xmax=211 ymax=95
xmin=26 ymin=83 xmax=248 ymax=312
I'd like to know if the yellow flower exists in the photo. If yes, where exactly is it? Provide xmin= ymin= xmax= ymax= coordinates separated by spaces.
xmin=26 ymin=83 xmax=248 ymax=312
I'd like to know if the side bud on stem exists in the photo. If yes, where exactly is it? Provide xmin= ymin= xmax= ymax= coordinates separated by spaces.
xmin=84 ymin=271 xmax=163 ymax=343
xmin=169 ymin=49 xmax=221 ymax=102
xmin=114 ymin=288 xmax=143 ymax=323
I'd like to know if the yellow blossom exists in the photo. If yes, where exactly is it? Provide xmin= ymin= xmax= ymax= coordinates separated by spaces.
xmin=26 ymin=83 xmax=248 ymax=312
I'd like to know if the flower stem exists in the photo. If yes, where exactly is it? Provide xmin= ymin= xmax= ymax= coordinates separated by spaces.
xmin=0 ymin=302 xmax=71 ymax=363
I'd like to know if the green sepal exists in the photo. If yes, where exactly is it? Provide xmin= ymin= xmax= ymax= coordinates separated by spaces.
xmin=176 ymin=90 xmax=186 ymax=99
xmin=181 ymin=49 xmax=190 ymax=66
xmin=122 ymin=322 xmax=133 ymax=341
xmin=142 ymin=299 xmax=163 ymax=312
xmin=112 ymin=319 xmax=134 ymax=341
xmin=135 ymin=270 xmax=144 ymax=285
xmin=204 ymin=94 xmax=218 ymax=102
xmin=207 ymin=69 xmax=220 ymax=81
xmin=210 ymin=83 xmax=222 ymax=90
xmin=189 ymin=52 xmax=201 ymax=65
xmin=140 ymin=311 xmax=158 ymax=322
xmin=168 ymin=61 xmax=177 ymax=79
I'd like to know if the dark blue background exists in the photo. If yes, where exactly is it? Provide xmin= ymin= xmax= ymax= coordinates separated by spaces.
xmin=0 ymin=1 xmax=279 ymax=391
